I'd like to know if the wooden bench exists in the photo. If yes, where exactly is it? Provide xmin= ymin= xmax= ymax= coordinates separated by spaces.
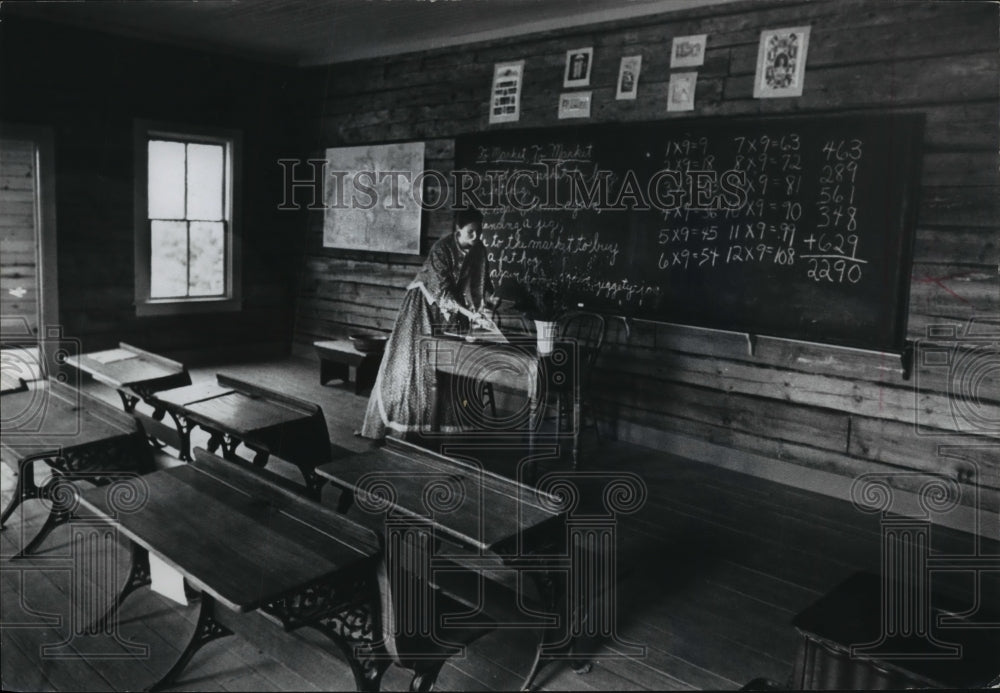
xmin=313 ymin=339 xmax=383 ymax=395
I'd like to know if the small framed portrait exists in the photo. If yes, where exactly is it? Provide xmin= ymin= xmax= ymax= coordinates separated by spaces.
xmin=563 ymin=47 xmax=593 ymax=88
xmin=667 ymin=71 xmax=697 ymax=112
xmin=753 ymin=26 xmax=811 ymax=98
xmin=616 ymin=55 xmax=642 ymax=100
xmin=558 ymin=91 xmax=592 ymax=119
xmin=671 ymin=34 xmax=707 ymax=68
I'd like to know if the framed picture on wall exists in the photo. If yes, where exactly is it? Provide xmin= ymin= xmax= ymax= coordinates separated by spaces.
xmin=753 ymin=26 xmax=811 ymax=98
xmin=563 ymin=47 xmax=593 ymax=87
xmin=616 ymin=55 xmax=642 ymax=100
xmin=489 ymin=60 xmax=524 ymax=124
xmin=670 ymin=34 xmax=707 ymax=68
xmin=667 ymin=72 xmax=697 ymax=112
xmin=558 ymin=91 xmax=592 ymax=119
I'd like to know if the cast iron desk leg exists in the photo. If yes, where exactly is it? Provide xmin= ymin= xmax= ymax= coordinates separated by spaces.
xmin=147 ymin=594 xmax=233 ymax=692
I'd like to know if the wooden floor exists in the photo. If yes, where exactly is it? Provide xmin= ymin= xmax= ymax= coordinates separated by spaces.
xmin=2 ymin=355 xmax=996 ymax=692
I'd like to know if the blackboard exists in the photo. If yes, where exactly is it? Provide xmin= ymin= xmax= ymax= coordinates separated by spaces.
xmin=454 ymin=113 xmax=923 ymax=352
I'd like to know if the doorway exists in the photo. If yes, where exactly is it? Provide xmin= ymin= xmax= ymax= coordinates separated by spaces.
xmin=0 ymin=125 xmax=59 ymax=382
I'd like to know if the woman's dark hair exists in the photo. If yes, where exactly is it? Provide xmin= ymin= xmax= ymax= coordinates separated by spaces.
xmin=454 ymin=207 xmax=484 ymax=229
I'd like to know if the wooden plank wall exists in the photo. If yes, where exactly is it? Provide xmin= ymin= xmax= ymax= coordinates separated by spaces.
xmin=0 ymin=17 xmax=306 ymax=362
xmin=291 ymin=0 xmax=999 ymax=512
xmin=0 ymin=139 xmax=39 ymax=341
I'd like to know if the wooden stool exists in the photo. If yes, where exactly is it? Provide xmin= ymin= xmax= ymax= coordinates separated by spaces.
xmin=313 ymin=339 xmax=383 ymax=395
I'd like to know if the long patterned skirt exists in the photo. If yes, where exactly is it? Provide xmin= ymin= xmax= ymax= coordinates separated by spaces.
xmin=360 ymin=289 xmax=456 ymax=439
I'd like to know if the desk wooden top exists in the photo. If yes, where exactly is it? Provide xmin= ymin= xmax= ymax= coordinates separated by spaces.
xmin=317 ymin=438 xmax=560 ymax=553
xmin=429 ymin=337 xmax=540 ymax=397
xmin=184 ymin=392 xmax=311 ymax=434
xmin=67 ymin=343 xmax=188 ymax=391
xmin=77 ymin=453 xmax=380 ymax=613
xmin=0 ymin=381 xmax=138 ymax=461
xmin=313 ymin=339 xmax=370 ymax=356
xmin=153 ymin=378 xmax=316 ymax=435
xmin=152 ymin=380 xmax=234 ymax=407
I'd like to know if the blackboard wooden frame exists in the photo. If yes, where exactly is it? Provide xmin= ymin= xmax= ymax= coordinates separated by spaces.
xmin=455 ymin=111 xmax=924 ymax=354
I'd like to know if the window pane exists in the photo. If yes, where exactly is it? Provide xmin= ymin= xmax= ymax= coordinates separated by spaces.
xmin=150 ymin=220 xmax=188 ymax=298
xmin=186 ymin=143 xmax=224 ymax=221
xmin=188 ymin=221 xmax=225 ymax=296
xmin=148 ymin=140 xmax=186 ymax=219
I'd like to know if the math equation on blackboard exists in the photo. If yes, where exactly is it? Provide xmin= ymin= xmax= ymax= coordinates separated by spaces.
xmin=455 ymin=113 xmax=922 ymax=351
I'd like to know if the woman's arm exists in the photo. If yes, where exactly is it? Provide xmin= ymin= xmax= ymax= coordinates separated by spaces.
xmin=428 ymin=242 xmax=463 ymax=308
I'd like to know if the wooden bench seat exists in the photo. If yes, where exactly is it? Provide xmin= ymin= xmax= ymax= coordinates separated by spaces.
xmin=313 ymin=339 xmax=384 ymax=395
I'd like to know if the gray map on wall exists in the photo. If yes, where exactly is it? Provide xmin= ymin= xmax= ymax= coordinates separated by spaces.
xmin=322 ymin=141 xmax=424 ymax=254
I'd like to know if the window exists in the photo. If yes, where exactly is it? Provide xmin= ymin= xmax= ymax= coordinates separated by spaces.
xmin=134 ymin=122 xmax=241 ymax=315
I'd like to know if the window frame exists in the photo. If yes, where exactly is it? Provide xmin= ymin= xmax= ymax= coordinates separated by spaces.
xmin=134 ymin=120 xmax=242 ymax=316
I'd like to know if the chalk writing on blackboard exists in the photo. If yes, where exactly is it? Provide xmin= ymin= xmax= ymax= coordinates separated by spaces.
xmin=455 ymin=114 xmax=923 ymax=352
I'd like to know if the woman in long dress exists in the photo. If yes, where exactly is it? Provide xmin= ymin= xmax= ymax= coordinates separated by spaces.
xmin=360 ymin=208 xmax=493 ymax=439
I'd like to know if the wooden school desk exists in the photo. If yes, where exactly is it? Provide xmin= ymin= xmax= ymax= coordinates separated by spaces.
xmin=791 ymin=571 xmax=1000 ymax=689
xmin=316 ymin=436 xmax=579 ymax=691
xmin=0 ymin=379 xmax=152 ymax=556
xmin=66 ymin=343 xmax=190 ymax=412
xmin=426 ymin=334 xmax=585 ymax=466
xmin=149 ymin=373 xmax=331 ymax=496
xmin=75 ymin=449 xmax=386 ymax=692
xmin=66 ymin=343 xmax=191 ymax=458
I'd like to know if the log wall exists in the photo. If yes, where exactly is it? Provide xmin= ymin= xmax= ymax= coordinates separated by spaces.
xmin=292 ymin=0 xmax=999 ymax=513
